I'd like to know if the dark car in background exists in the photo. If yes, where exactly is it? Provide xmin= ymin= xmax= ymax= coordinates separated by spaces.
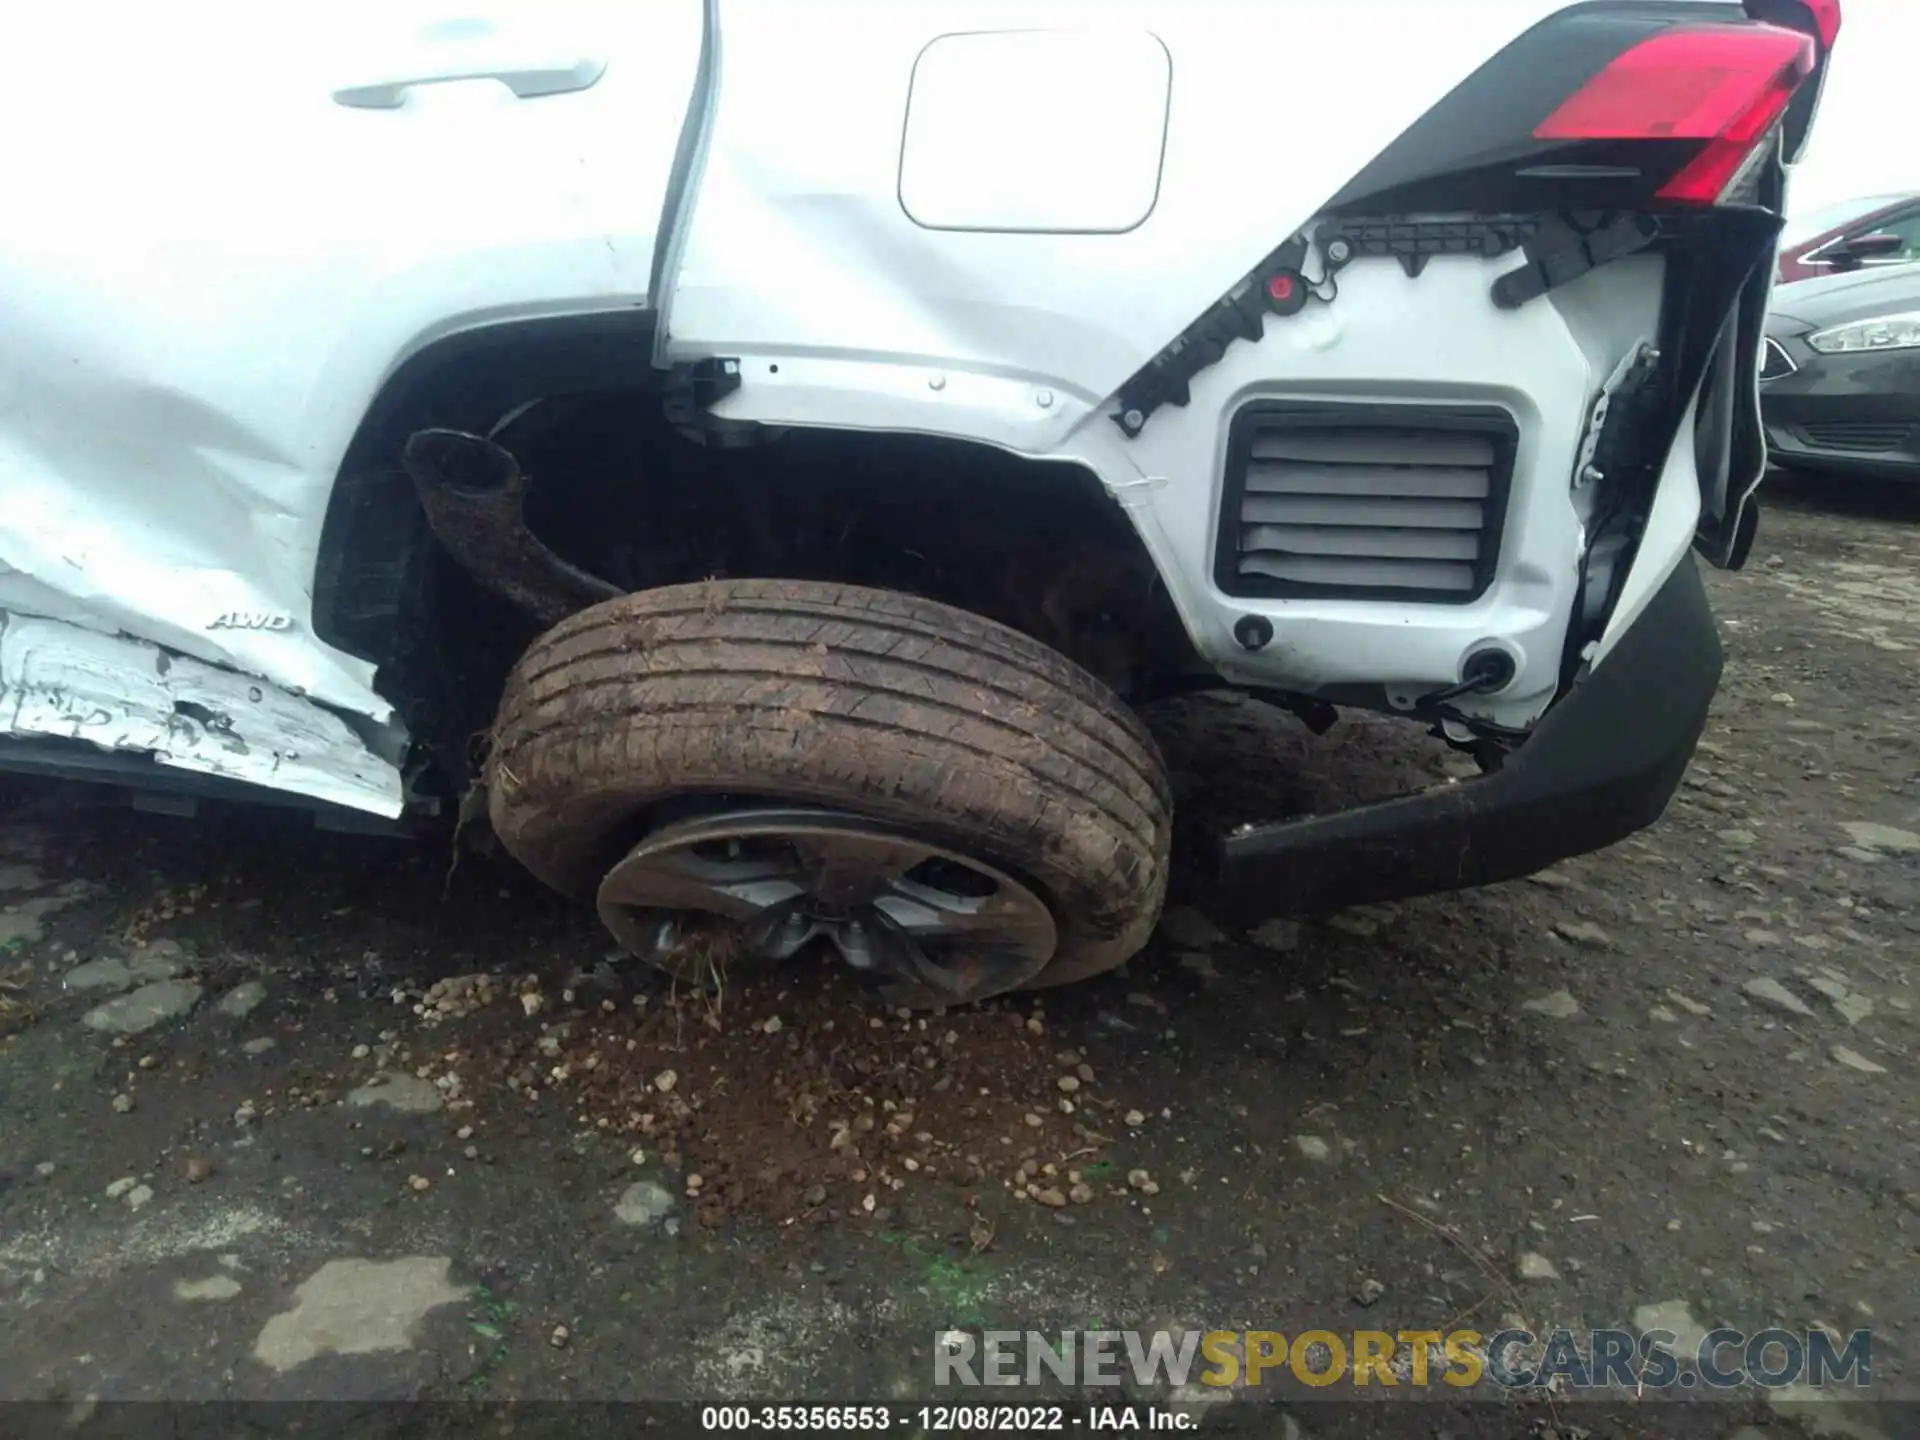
xmin=1762 ymin=261 xmax=1920 ymax=480
xmin=1776 ymin=192 xmax=1920 ymax=286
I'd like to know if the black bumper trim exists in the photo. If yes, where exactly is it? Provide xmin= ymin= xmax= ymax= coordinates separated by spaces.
xmin=1211 ymin=555 xmax=1722 ymax=923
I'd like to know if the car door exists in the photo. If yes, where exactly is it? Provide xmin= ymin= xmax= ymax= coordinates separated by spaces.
xmin=0 ymin=1 xmax=704 ymax=721
xmin=1809 ymin=204 xmax=1920 ymax=271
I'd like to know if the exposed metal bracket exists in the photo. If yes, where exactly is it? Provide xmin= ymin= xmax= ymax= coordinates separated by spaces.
xmin=1572 ymin=339 xmax=1661 ymax=490
xmin=663 ymin=357 xmax=760 ymax=447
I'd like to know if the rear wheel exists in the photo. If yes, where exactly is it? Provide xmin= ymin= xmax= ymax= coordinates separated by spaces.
xmin=486 ymin=579 xmax=1172 ymax=1006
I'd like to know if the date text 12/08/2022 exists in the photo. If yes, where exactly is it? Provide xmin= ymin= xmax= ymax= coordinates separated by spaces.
xmin=699 ymin=1404 xmax=1194 ymax=1431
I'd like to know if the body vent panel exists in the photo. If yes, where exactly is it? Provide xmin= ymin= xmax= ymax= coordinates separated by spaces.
xmin=1216 ymin=403 xmax=1518 ymax=603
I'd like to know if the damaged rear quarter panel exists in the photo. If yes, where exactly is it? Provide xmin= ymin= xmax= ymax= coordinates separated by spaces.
xmin=0 ymin=2 xmax=702 ymax=812
xmin=0 ymin=616 xmax=404 ymax=817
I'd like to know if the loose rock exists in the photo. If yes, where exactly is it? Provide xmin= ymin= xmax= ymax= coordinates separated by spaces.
xmin=65 ymin=953 xmax=185 ymax=996
xmin=217 ymin=981 xmax=268 ymax=1019
xmin=1806 ymin=978 xmax=1875 ymax=1027
xmin=1553 ymin=921 xmax=1614 ymax=951
xmin=252 ymin=1257 xmax=467 ymax=1372
xmin=81 ymin=981 xmax=204 ymax=1037
xmin=1249 ymin=919 xmax=1300 ymax=953
xmin=347 ymin=1074 xmax=444 ymax=1115
xmin=1515 ymin=1252 xmax=1561 ymax=1283
xmin=1838 ymin=821 xmax=1920 ymax=857
xmin=615 ymin=1180 xmax=677 ymax=1229
xmin=1743 ymin=977 xmax=1813 ymax=1018
xmin=1632 ymin=1300 xmax=1710 ymax=1366
xmin=1831 ymin=1046 xmax=1886 ymax=1076
xmin=1521 ymin=988 xmax=1582 ymax=1019
xmin=176 ymin=1275 xmax=243 ymax=1302
xmin=1293 ymin=1135 xmax=1333 ymax=1163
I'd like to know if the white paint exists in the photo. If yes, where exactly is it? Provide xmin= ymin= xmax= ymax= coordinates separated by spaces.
xmin=0 ymin=0 xmax=702 ymax=731
xmin=1596 ymin=392 xmax=1706 ymax=663
xmin=0 ymin=615 xmax=403 ymax=816
xmin=900 ymin=30 xmax=1171 ymax=233
xmin=0 ymin=0 xmax=1776 ymax=805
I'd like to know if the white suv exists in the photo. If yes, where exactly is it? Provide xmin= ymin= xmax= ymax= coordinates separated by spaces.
xmin=0 ymin=0 xmax=1842 ymax=1005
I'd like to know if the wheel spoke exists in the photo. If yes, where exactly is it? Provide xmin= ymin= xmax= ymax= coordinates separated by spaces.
xmin=595 ymin=805 xmax=1058 ymax=1003
xmin=789 ymin=833 xmax=927 ymax=907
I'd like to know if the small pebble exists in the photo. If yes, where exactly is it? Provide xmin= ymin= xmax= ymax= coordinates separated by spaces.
xmin=550 ymin=1325 xmax=570 ymax=1348
xmin=1125 ymin=1109 xmax=1146 ymax=1127
xmin=182 ymin=1158 xmax=213 ymax=1185
xmin=407 ymin=1174 xmax=431 ymax=1193
xmin=653 ymin=1070 xmax=678 ymax=1093
xmin=111 ymin=1093 xmax=134 ymax=1114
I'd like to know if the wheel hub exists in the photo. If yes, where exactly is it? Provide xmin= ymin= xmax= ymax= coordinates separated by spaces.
xmin=595 ymin=807 xmax=1059 ymax=1004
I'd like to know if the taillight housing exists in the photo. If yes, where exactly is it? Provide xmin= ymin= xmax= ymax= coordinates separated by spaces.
xmin=1533 ymin=23 xmax=1816 ymax=204
xmin=1749 ymin=0 xmax=1844 ymax=48
xmin=1795 ymin=0 xmax=1841 ymax=48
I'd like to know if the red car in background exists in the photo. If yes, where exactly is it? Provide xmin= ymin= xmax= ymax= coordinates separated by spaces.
xmin=1776 ymin=192 xmax=1920 ymax=285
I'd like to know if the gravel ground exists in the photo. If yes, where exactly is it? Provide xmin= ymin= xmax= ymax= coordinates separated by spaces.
xmin=0 ymin=476 xmax=1915 ymax=1438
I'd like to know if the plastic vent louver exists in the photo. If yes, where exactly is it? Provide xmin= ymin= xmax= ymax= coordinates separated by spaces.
xmin=1230 ymin=426 xmax=1501 ymax=596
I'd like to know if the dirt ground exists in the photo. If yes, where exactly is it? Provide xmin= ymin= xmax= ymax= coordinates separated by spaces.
xmin=1 ymin=475 xmax=1915 ymax=1438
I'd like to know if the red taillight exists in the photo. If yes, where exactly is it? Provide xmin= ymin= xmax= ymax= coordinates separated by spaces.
xmin=1534 ymin=23 xmax=1816 ymax=203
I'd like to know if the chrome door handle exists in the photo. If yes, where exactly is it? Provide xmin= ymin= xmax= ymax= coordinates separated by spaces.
xmin=332 ymin=56 xmax=606 ymax=109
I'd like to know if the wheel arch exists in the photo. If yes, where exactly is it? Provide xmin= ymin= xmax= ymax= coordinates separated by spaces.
xmin=312 ymin=309 xmax=664 ymax=673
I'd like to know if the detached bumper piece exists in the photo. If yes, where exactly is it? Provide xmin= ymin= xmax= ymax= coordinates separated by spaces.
xmin=1211 ymin=557 xmax=1722 ymax=923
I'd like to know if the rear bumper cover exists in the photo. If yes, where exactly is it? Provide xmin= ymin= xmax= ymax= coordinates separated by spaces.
xmin=1211 ymin=555 xmax=1721 ymax=923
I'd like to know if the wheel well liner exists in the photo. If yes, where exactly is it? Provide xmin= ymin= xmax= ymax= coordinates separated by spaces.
xmin=312 ymin=309 xmax=662 ymax=670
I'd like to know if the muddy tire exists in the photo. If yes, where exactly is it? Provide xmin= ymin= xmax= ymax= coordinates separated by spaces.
xmin=486 ymin=579 xmax=1173 ymax=998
